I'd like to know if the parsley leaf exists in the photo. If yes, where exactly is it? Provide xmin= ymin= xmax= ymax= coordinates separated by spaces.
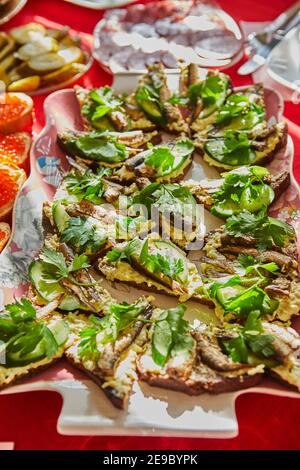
xmin=61 ymin=217 xmax=107 ymax=255
xmin=225 ymin=209 xmax=295 ymax=250
xmin=144 ymin=139 xmax=194 ymax=177
xmin=62 ymin=131 xmax=128 ymax=163
xmin=221 ymin=310 xmax=275 ymax=364
xmin=152 ymin=305 xmax=194 ymax=367
xmin=216 ymin=93 xmax=265 ymax=127
xmin=65 ymin=168 xmax=112 ymax=204
xmin=132 ymin=183 xmax=196 ymax=222
xmin=6 ymin=298 xmax=36 ymax=323
xmin=84 ymin=86 xmax=123 ymax=123
xmin=140 ymin=239 xmax=184 ymax=282
xmin=211 ymin=166 xmax=273 ymax=217
xmin=106 ymin=239 xmax=141 ymax=263
xmin=78 ymin=299 xmax=149 ymax=361
xmin=40 ymin=247 xmax=91 ymax=286
xmin=209 ymin=275 xmax=279 ymax=318
xmin=0 ymin=299 xmax=66 ymax=367
xmin=168 ymin=94 xmax=189 ymax=106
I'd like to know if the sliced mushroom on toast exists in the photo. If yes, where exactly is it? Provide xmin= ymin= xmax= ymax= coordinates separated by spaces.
xmin=64 ymin=297 xmax=153 ymax=409
xmin=96 ymin=236 xmax=212 ymax=305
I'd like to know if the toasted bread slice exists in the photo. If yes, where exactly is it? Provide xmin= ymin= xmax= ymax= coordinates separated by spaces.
xmin=0 ymin=313 xmax=67 ymax=391
xmin=64 ymin=298 xmax=153 ymax=409
xmin=137 ymin=324 xmax=263 ymax=395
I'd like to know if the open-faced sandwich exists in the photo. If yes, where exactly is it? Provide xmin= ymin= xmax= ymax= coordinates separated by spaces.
xmin=1 ymin=62 xmax=299 ymax=412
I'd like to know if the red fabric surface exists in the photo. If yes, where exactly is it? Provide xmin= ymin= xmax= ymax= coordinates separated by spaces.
xmin=0 ymin=0 xmax=300 ymax=450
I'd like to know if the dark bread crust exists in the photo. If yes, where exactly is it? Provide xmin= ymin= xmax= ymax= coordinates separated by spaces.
xmin=65 ymin=354 xmax=127 ymax=410
xmin=0 ymin=358 xmax=61 ymax=391
xmin=137 ymin=358 xmax=263 ymax=395
xmin=105 ymin=277 xmax=214 ymax=307
xmin=257 ymin=122 xmax=288 ymax=167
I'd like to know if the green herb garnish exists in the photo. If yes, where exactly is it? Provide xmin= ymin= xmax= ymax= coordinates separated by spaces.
xmin=221 ymin=310 xmax=275 ymax=364
xmin=151 ymin=305 xmax=194 ymax=367
xmin=225 ymin=209 xmax=295 ymax=250
xmin=0 ymin=299 xmax=67 ymax=367
xmin=211 ymin=166 xmax=274 ymax=218
xmin=216 ymin=93 xmax=265 ymax=129
xmin=82 ymin=86 xmax=123 ymax=124
xmin=65 ymin=168 xmax=112 ymax=204
xmin=78 ymin=298 xmax=150 ymax=361
xmin=40 ymin=248 xmax=91 ymax=287
xmin=61 ymin=217 xmax=107 ymax=255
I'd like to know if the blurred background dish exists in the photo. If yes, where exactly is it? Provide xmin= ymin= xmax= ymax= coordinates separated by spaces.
xmin=0 ymin=0 xmax=27 ymax=26
xmin=64 ymin=0 xmax=136 ymax=9
xmin=0 ymin=19 xmax=93 ymax=95
xmin=93 ymin=0 xmax=243 ymax=73
xmin=267 ymin=25 xmax=300 ymax=94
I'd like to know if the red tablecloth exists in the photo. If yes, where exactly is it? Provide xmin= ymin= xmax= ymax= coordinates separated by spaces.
xmin=1 ymin=0 xmax=300 ymax=450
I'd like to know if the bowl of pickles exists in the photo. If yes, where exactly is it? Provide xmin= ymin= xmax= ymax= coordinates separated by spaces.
xmin=0 ymin=21 xmax=93 ymax=95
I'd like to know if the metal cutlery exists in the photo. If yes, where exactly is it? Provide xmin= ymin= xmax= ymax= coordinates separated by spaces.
xmin=238 ymin=4 xmax=300 ymax=75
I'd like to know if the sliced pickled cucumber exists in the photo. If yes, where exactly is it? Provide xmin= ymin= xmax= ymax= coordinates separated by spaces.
xmin=16 ymin=37 xmax=58 ymax=61
xmin=0 ymin=34 xmax=16 ymax=62
xmin=10 ymin=23 xmax=46 ymax=44
xmin=41 ymin=63 xmax=85 ymax=86
xmin=8 ymin=75 xmax=41 ymax=92
xmin=57 ymin=47 xmax=84 ymax=65
xmin=28 ymin=52 xmax=66 ymax=73
xmin=47 ymin=26 xmax=70 ymax=40
xmin=0 ymin=53 xmax=18 ymax=73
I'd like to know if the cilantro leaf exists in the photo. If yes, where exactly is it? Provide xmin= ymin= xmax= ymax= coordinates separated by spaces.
xmin=188 ymin=74 xmax=228 ymax=108
xmin=168 ymin=94 xmax=189 ymax=106
xmin=86 ymin=86 xmax=123 ymax=122
xmin=216 ymin=93 xmax=265 ymax=127
xmin=0 ymin=299 xmax=64 ymax=367
xmin=144 ymin=139 xmax=194 ymax=177
xmin=106 ymin=239 xmax=141 ymax=264
xmin=5 ymin=298 xmax=36 ymax=323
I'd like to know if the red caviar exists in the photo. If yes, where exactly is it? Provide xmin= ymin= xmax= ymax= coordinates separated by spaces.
xmin=0 ymin=95 xmax=27 ymax=126
xmin=0 ymin=133 xmax=27 ymax=165
xmin=0 ymin=168 xmax=18 ymax=208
